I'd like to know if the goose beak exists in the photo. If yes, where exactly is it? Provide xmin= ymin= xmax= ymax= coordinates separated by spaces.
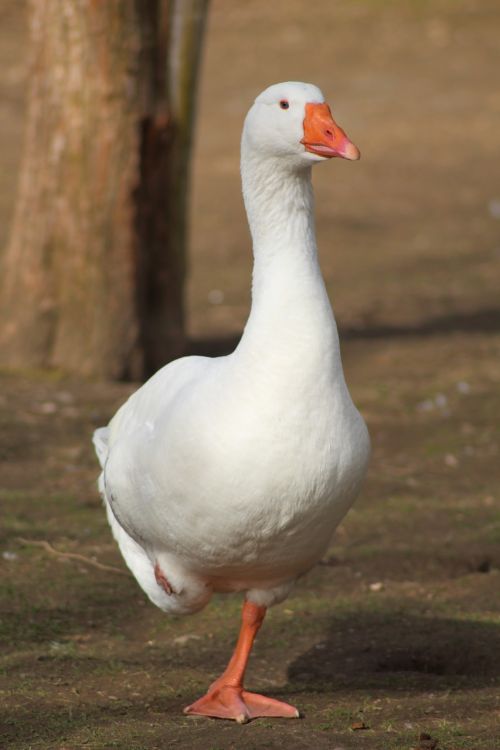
xmin=301 ymin=102 xmax=360 ymax=161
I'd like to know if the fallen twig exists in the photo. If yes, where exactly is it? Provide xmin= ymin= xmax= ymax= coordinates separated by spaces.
xmin=17 ymin=537 xmax=131 ymax=577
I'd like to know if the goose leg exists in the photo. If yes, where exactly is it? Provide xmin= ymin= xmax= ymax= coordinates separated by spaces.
xmin=184 ymin=599 xmax=299 ymax=723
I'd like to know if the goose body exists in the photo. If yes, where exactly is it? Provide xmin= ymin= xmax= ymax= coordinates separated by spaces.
xmin=94 ymin=81 xmax=370 ymax=720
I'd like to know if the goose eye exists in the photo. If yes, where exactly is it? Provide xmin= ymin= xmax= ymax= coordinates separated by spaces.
xmin=279 ymin=100 xmax=289 ymax=110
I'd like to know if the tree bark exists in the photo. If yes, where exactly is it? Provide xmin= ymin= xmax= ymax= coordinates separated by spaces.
xmin=0 ymin=0 xmax=208 ymax=379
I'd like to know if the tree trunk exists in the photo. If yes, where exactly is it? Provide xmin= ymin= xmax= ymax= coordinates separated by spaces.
xmin=0 ymin=0 xmax=208 ymax=380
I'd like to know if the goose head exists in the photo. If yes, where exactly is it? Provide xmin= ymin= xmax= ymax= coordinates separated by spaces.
xmin=242 ymin=81 xmax=360 ymax=170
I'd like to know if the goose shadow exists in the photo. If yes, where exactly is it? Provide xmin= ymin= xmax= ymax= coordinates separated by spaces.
xmin=286 ymin=610 xmax=500 ymax=694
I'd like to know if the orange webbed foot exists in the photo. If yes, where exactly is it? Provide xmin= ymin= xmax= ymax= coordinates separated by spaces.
xmin=184 ymin=684 xmax=299 ymax=723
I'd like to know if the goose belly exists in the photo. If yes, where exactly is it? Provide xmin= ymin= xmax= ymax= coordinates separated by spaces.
xmin=108 ymin=402 xmax=370 ymax=585
xmin=199 ymin=421 xmax=367 ymax=581
xmin=103 ymin=363 xmax=371 ymax=587
xmin=193 ymin=477 xmax=358 ymax=586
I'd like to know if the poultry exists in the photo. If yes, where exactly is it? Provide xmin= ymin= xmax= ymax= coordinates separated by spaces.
xmin=93 ymin=81 xmax=370 ymax=724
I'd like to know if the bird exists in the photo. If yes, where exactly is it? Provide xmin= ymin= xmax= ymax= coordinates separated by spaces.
xmin=93 ymin=81 xmax=370 ymax=724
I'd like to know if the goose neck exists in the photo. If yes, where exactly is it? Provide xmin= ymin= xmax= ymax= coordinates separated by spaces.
xmin=236 ymin=144 xmax=341 ymax=375
xmin=241 ymin=148 xmax=316 ymax=257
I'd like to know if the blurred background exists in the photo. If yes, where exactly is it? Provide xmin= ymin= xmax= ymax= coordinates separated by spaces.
xmin=189 ymin=0 xmax=500 ymax=344
xmin=1 ymin=0 xmax=499 ymax=344
xmin=1 ymin=2 xmax=499 ymax=749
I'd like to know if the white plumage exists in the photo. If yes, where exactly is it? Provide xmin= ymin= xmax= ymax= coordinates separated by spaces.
xmin=93 ymin=81 xmax=370 ymax=722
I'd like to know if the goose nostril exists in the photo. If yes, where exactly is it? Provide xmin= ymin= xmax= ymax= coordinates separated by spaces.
xmin=325 ymin=129 xmax=333 ymax=138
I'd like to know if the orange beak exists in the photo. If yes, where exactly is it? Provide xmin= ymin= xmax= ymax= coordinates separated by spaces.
xmin=301 ymin=102 xmax=360 ymax=161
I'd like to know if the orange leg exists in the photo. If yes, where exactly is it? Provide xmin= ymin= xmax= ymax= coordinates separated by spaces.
xmin=183 ymin=600 xmax=299 ymax=723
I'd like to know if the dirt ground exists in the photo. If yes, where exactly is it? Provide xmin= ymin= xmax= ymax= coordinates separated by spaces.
xmin=1 ymin=1 xmax=499 ymax=749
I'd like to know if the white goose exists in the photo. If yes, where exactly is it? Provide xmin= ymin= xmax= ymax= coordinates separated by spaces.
xmin=94 ymin=81 xmax=370 ymax=723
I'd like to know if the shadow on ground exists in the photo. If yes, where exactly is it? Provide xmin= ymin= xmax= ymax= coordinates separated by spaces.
xmin=287 ymin=611 xmax=500 ymax=695
xmin=3 ymin=609 xmax=499 ymax=749
xmin=189 ymin=307 xmax=500 ymax=357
